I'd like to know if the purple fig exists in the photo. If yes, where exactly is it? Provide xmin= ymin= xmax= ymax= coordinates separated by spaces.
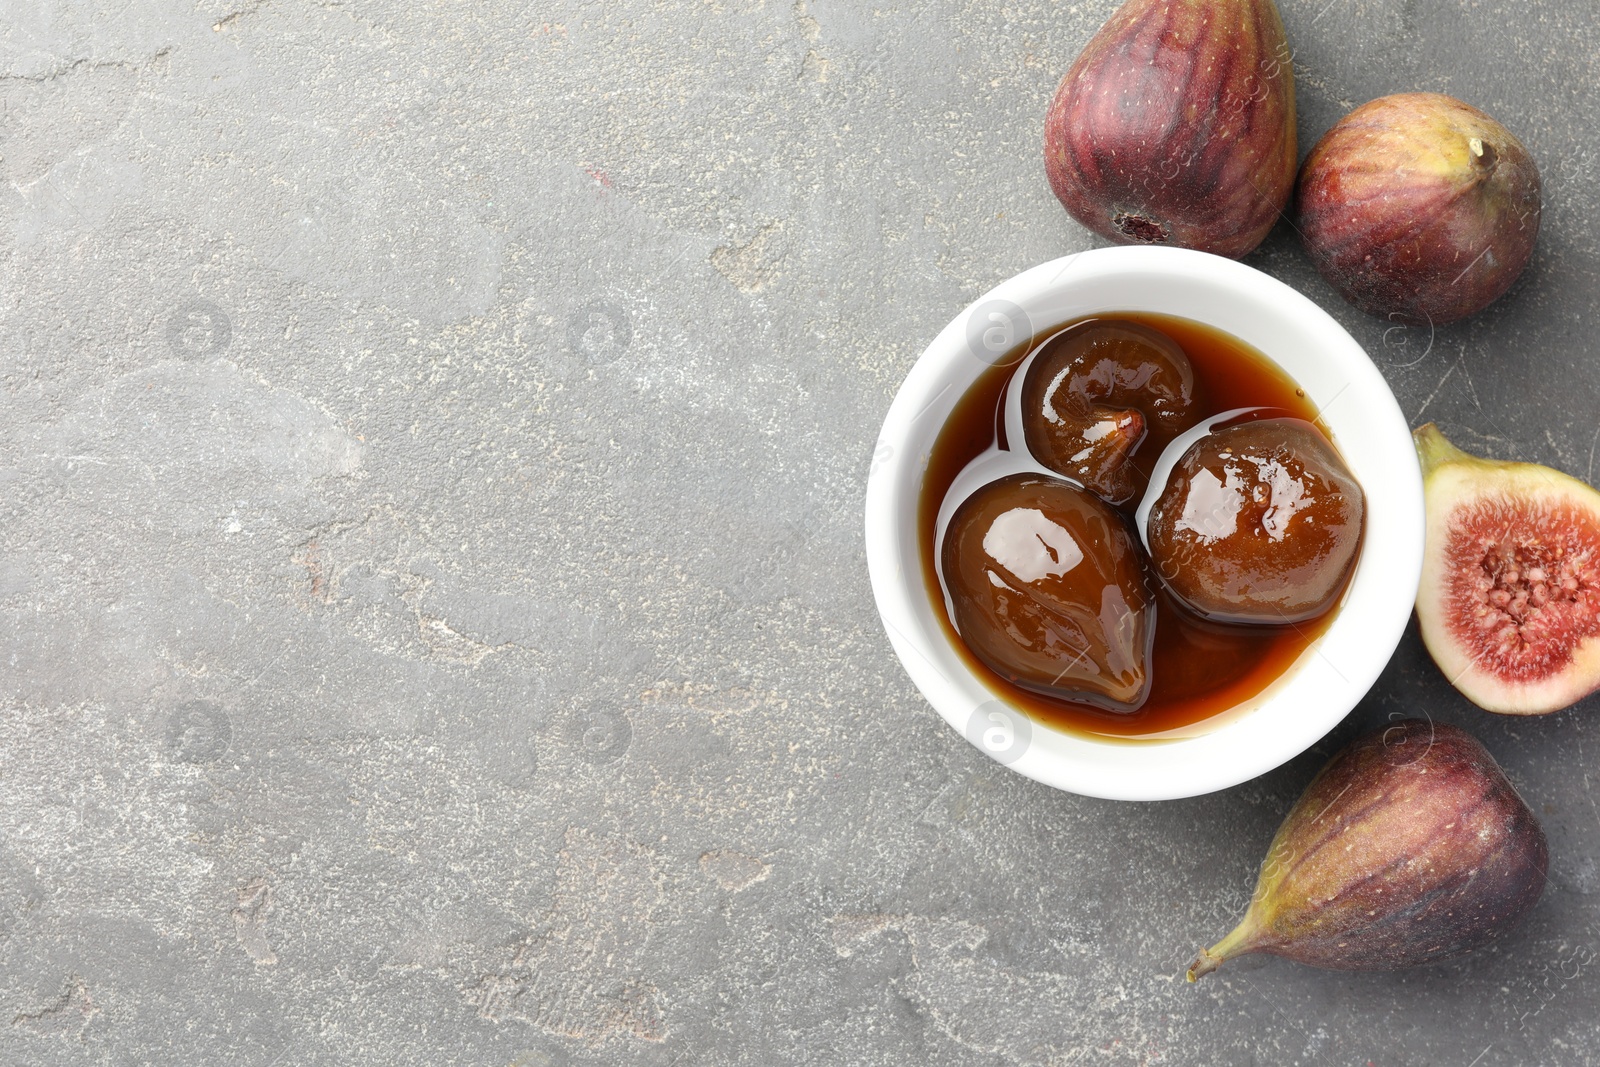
xmin=1188 ymin=720 xmax=1547 ymax=981
xmin=1414 ymin=424 xmax=1600 ymax=715
xmin=1297 ymin=93 xmax=1541 ymax=325
xmin=1043 ymin=0 xmax=1296 ymax=258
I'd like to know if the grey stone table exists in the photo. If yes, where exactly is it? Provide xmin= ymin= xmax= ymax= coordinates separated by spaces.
xmin=2 ymin=1 xmax=1597 ymax=1064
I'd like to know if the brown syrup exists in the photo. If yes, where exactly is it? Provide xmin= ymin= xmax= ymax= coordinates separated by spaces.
xmin=920 ymin=312 xmax=1342 ymax=741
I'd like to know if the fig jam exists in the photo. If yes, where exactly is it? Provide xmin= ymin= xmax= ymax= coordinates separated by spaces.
xmin=922 ymin=313 xmax=1347 ymax=740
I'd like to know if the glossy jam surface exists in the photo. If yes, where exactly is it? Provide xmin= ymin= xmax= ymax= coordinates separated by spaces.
xmin=1020 ymin=320 xmax=1205 ymax=506
xmin=942 ymin=474 xmax=1155 ymax=711
xmin=921 ymin=313 xmax=1345 ymax=740
xmin=1148 ymin=418 xmax=1366 ymax=624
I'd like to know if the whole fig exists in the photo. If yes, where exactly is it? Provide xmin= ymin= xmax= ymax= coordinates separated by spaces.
xmin=1188 ymin=720 xmax=1547 ymax=980
xmin=1297 ymin=93 xmax=1541 ymax=325
xmin=1020 ymin=320 xmax=1204 ymax=507
xmin=1147 ymin=418 xmax=1364 ymax=625
xmin=941 ymin=474 xmax=1156 ymax=711
xmin=1414 ymin=423 xmax=1600 ymax=715
xmin=1043 ymin=0 xmax=1296 ymax=258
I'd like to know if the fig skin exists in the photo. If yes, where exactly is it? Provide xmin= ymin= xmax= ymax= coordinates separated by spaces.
xmin=1043 ymin=0 xmax=1296 ymax=258
xmin=1188 ymin=720 xmax=1548 ymax=981
xmin=1415 ymin=423 xmax=1600 ymax=714
xmin=1297 ymin=93 xmax=1542 ymax=325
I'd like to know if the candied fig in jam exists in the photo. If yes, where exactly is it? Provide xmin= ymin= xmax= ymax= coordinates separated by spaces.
xmin=1148 ymin=419 xmax=1364 ymax=624
xmin=942 ymin=474 xmax=1156 ymax=711
xmin=1021 ymin=320 xmax=1204 ymax=506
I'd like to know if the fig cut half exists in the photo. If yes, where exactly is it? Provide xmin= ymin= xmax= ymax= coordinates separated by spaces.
xmin=1415 ymin=423 xmax=1600 ymax=715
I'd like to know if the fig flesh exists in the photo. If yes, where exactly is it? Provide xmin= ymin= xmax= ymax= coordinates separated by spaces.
xmin=1020 ymin=320 xmax=1204 ymax=507
xmin=1415 ymin=423 xmax=1600 ymax=714
xmin=1043 ymin=0 xmax=1296 ymax=258
xmin=1188 ymin=719 xmax=1548 ymax=981
xmin=941 ymin=474 xmax=1155 ymax=711
xmin=1147 ymin=419 xmax=1364 ymax=625
xmin=1297 ymin=93 xmax=1541 ymax=325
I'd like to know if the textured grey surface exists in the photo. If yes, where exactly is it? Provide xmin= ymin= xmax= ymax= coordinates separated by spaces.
xmin=2 ymin=0 xmax=1599 ymax=1064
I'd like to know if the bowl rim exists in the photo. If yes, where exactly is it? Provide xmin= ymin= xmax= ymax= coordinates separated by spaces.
xmin=863 ymin=246 xmax=1424 ymax=801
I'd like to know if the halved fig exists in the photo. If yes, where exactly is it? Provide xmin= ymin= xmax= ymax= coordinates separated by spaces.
xmin=1416 ymin=423 xmax=1600 ymax=714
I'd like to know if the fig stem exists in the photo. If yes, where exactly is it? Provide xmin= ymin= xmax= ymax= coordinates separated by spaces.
xmin=1185 ymin=916 xmax=1261 ymax=983
xmin=1185 ymin=948 xmax=1225 ymax=983
xmin=1414 ymin=422 xmax=1473 ymax=478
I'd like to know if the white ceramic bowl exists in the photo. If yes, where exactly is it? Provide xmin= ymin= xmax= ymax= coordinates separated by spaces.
xmin=864 ymin=246 xmax=1424 ymax=801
